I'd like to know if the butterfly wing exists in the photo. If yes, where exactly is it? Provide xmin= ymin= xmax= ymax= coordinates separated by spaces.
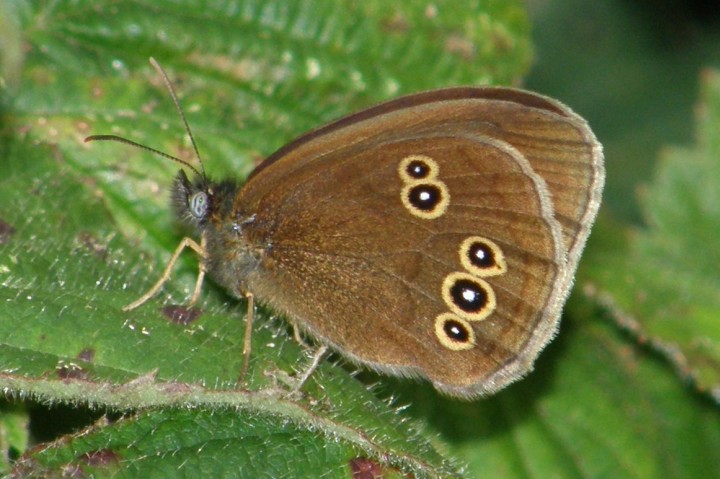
xmin=231 ymin=88 xmax=603 ymax=397
xmin=252 ymin=88 xmax=605 ymax=273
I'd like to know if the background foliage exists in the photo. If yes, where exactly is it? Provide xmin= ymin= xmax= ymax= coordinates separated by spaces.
xmin=1 ymin=1 xmax=719 ymax=477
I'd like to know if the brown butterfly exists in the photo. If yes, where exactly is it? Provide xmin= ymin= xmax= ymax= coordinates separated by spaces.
xmin=87 ymin=59 xmax=603 ymax=399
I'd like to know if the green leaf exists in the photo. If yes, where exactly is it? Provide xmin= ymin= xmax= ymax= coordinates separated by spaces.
xmin=0 ymin=402 xmax=28 ymax=471
xmin=589 ymin=69 xmax=720 ymax=402
xmin=12 ymin=407 xmax=452 ymax=478
xmin=1 ymin=1 xmax=530 ymax=477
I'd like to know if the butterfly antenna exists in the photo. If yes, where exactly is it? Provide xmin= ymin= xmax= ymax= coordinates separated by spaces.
xmin=83 ymin=134 xmax=203 ymax=179
xmin=84 ymin=58 xmax=208 ymax=182
xmin=148 ymin=57 xmax=208 ymax=181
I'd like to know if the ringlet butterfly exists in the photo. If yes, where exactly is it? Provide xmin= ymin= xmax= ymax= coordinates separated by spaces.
xmin=87 ymin=59 xmax=603 ymax=399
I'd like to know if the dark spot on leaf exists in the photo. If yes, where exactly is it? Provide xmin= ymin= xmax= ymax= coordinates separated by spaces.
xmin=57 ymin=363 xmax=89 ymax=381
xmin=77 ymin=348 xmax=95 ymax=362
xmin=0 ymin=218 xmax=16 ymax=244
xmin=78 ymin=449 xmax=120 ymax=468
xmin=77 ymin=232 xmax=107 ymax=259
xmin=161 ymin=305 xmax=202 ymax=325
xmin=350 ymin=457 xmax=383 ymax=479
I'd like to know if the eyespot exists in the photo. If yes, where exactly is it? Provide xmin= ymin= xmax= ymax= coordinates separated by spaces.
xmin=398 ymin=155 xmax=439 ymax=182
xmin=435 ymin=313 xmax=475 ymax=351
xmin=459 ymin=236 xmax=507 ymax=277
xmin=189 ymin=191 xmax=208 ymax=219
xmin=442 ymin=272 xmax=496 ymax=321
xmin=401 ymin=181 xmax=449 ymax=219
xmin=408 ymin=184 xmax=442 ymax=210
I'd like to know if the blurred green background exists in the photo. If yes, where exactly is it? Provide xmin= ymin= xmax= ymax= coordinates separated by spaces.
xmin=528 ymin=0 xmax=720 ymax=223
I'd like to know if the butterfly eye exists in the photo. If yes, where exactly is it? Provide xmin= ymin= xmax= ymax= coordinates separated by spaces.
xmin=189 ymin=191 xmax=208 ymax=219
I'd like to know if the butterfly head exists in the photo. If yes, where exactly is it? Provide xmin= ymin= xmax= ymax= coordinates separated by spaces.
xmin=172 ymin=169 xmax=241 ymax=229
xmin=172 ymin=169 xmax=211 ymax=227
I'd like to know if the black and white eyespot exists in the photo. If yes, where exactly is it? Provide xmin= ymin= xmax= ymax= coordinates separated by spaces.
xmin=398 ymin=155 xmax=439 ymax=182
xmin=441 ymin=272 xmax=496 ymax=321
xmin=459 ymin=236 xmax=507 ymax=277
xmin=401 ymin=181 xmax=450 ymax=219
xmin=434 ymin=313 xmax=475 ymax=351
xmin=189 ymin=191 xmax=209 ymax=220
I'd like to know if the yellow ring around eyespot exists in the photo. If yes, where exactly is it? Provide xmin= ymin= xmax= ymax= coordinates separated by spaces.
xmin=400 ymin=180 xmax=450 ymax=220
xmin=434 ymin=313 xmax=476 ymax=351
xmin=398 ymin=154 xmax=440 ymax=183
xmin=459 ymin=236 xmax=507 ymax=277
xmin=441 ymin=271 xmax=496 ymax=322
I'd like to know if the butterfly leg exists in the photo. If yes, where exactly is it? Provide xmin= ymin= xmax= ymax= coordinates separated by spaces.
xmin=289 ymin=320 xmax=312 ymax=349
xmin=239 ymin=291 xmax=254 ymax=384
xmin=122 ymin=236 xmax=207 ymax=311
xmin=288 ymin=345 xmax=329 ymax=396
xmin=187 ymin=247 xmax=207 ymax=306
